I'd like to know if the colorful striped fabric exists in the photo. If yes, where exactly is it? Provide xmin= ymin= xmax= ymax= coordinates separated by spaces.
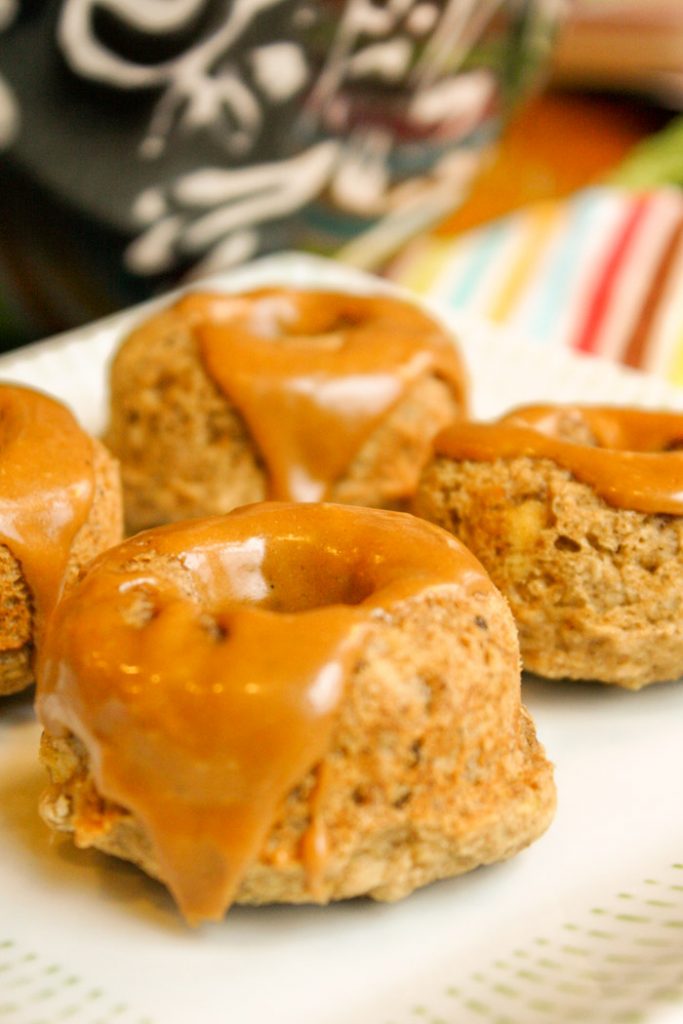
xmin=387 ymin=186 xmax=683 ymax=387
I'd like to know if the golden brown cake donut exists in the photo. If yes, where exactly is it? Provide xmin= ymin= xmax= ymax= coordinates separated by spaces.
xmin=36 ymin=502 xmax=554 ymax=924
xmin=0 ymin=383 xmax=123 ymax=696
xmin=415 ymin=404 xmax=683 ymax=689
xmin=105 ymin=288 xmax=467 ymax=532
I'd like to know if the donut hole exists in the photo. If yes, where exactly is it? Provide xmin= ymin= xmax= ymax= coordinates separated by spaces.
xmin=509 ymin=408 xmax=599 ymax=447
xmin=280 ymin=301 xmax=366 ymax=338
xmin=254 ymin=296 xmax=375 ymax=348
xmin=262 ymin=563 xmax=375 ymax=613
xmin=544 ymin=410 xmax=683 ymax=454
xmin=258 ymin=539 xmax=377 ymax=613
xmin=327 ymin=310 xmax=366 ymax=332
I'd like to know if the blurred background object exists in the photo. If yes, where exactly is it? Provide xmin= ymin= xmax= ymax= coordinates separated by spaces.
xmin=433 ymin=0 xmax=683 ymax=238
xmin=552 ymin=0 xmax=683 ymax=109
xmin=387 ymin=1 xmax=683 ymax=388
xmin=0 ymin=0 xmax=565 ymax=349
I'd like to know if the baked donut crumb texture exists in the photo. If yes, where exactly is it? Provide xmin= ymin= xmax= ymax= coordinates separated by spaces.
xmin=37 ymin=503 xmax=554 ymax=923
xmin=416 ymin=404 xmax=683 ymax=688
xmin=106 ymin=289 xmax=467 ymax=531
xmin=0 ymin=385 xmax=123 ymax=696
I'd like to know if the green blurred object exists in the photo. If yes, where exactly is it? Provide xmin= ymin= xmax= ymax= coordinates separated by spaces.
xmin=610 ymin=115 xmax=683 ymax=189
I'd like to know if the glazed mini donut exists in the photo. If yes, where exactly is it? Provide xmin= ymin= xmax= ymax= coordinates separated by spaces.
xmin=0 ymin=383 xmax=123 ymax=696
xmin=37 ymin=502 xmax=554 ymax=924
xmin=415 ymin=404 xmax=683 ymax=688
xmin=105 ymin=288 xmax=467 ymax=532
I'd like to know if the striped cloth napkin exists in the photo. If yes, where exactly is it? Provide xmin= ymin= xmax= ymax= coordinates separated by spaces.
xmin=387 ymin=185 xmax=683 ymax=387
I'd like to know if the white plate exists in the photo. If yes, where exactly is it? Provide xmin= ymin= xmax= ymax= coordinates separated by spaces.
xmin=2 ymin=254 xmax=683 ymax=1024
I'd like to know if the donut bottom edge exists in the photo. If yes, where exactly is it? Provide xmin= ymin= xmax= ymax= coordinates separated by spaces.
xmin=37 ymin=588 xmax=556 ymax=916
xmin=39 ymin=716 xmax=555 ymax=911
xmin=415 ymin=454 xmax=683 ymax=690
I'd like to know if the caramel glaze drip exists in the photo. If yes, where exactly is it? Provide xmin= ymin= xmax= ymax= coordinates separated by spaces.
xmin=179 ymin=289 xmax=466 ymax=502
xmin=36 ymin=502 xmax=492 ymax=924
xmin=435 ymin=404 xmax=683 ymax=515
xmin=0 ymin=383 xmax=95 ymax=633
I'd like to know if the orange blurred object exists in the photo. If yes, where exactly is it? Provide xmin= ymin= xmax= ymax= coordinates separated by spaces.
xmin=439 ymin=90 xmax=672 ymax=237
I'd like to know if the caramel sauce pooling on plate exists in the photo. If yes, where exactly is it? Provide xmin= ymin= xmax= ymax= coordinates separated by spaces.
xmin=37 ymin=503 xmax=491 ymax=924
xmin=435 ymin=405 xmax=683 ymax=515
xmin=0 ymin=384 xmax=94 ymax=633
xmin=181 ymin=289 xmax=466 ymax=502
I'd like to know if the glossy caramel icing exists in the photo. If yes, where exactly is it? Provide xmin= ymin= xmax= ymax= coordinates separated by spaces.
xmin=435 ymin=405 xmax=683 ymax=515
xmin=37 ymin=502 xmax=492 ymax=923
xmin=0 ymin=383 xmax=95 ymax=629
xmin=177 ymin=289 xmax=466 ymax=502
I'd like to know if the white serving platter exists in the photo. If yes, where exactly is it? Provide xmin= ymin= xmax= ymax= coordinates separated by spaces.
xmin=1 ymin=253 xmax=683 ymax=1024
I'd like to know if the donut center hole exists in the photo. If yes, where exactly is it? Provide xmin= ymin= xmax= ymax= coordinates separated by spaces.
xmin=528 ymin=410 xmax=683 ymax=453
xmin=261 ymin=300 xmax=366 ymax=347
xmin=296 ymin=308 xmax=364 ymax=332
xmin=262 ymin=560 xmax=375 ymax=613
xmin=527 ymin=410 xmax=600 ymax=446
xmin=229 ymin=538 xmax=377 ymax=614
xmin=329 ymin=311 xmax=365 ymax=331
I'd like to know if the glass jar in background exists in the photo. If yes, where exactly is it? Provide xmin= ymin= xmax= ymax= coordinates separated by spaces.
xmin=0 ymin=0 xmax=567 ymax=348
